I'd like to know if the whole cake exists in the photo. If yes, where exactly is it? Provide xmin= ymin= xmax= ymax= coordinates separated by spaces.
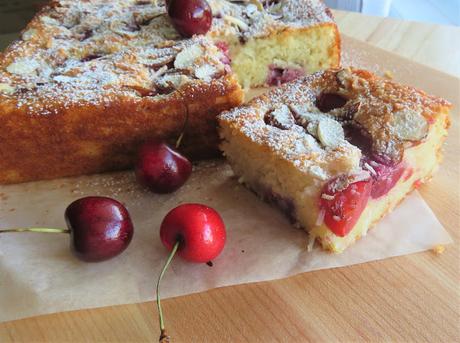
xmin=0 ymin=0 xmax=339 ymax=184
xmin=218 ymin=68 xmax=451 ymax=252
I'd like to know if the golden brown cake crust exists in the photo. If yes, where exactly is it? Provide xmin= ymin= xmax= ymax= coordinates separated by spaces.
xmin=0 ymin=74 xmax=242 ymax=184
xmin=0 ymin=26 xmax=244 ymax=184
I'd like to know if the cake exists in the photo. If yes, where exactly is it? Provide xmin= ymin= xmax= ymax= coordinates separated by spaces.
xmin=0 ymin=34 xmax=242 ymax=184
xmin=0 ymin=0 xmax=339 ymax=184
xmin=218 ymin=67 xmax=451 ymax=252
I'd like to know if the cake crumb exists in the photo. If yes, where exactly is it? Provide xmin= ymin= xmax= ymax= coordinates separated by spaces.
xmin=383 ymin=70 xmax=394 ymax=79
xmin=432 ymin=245 xmax=445 ymax=255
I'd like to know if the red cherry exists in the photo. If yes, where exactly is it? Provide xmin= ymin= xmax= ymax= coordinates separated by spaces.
xmin=65 ymin=197 xmax=134 ymax=262
xmin=363 ymin=158 xmax=405 ymax=199
xmin=160 ymin=203 xmax=226 ymax=263
xmin=135 ymin=141 xmax=192 ymax=194
xmin=0 ymin=197 xmax=134 ymax=262
xmin=155 ymin=204 xmax=226 ymax=341
xmin=167 ymin=0 xmax=212 ymax=38
xmin=320 ymin=178 xmax=372 ymax=237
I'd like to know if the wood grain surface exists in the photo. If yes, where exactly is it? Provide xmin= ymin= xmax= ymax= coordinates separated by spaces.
xmin=1 ymin=11 xmax=459 ymax=343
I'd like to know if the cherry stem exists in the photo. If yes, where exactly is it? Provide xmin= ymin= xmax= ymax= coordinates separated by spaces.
xmin=156 ymin=240 xmax=180 ymax=342
xmin=0 ymin=228 xmax=70 ymax=234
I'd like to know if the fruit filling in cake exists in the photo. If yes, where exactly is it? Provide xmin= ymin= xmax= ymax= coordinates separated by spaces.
xmin=218 ymin=67 xmax=451 ymax=252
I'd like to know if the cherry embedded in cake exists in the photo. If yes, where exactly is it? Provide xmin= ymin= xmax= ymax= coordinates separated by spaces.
xmin=218 ymin=67 xmax=452 ymax=252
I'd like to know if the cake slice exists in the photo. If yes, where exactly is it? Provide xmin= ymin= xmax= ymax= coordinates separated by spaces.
xmin=218 ymin=68 xmax=451 ymax=252
xmin=0 ymin=33 xmax=242 ymax=184
xmin=208 ymin=0 xmax=340 ymax=88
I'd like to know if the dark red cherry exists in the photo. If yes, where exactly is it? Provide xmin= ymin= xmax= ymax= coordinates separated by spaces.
xmin=167 ymin=0 xmax=212 ymax=38
xmin=316 ymin=93 xmax=348 ymax=112
xmin=65 ymin=197 xmax=134 ymax=262
xmin=135 ymin=141 xmax=192 ymax=194
xmin=343 ymin=124 xmax=373 ymax=157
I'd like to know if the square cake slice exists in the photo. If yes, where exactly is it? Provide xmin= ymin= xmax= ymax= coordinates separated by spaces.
xmin=218 ymin=68 xmax=451 ymax=252
xmin=0 ymin=33 xmax=243 ymax=184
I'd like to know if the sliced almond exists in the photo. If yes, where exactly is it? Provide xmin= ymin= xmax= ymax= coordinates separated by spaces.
xmin=195 ymin=64 xmax=217 ymax=82
xmin=336 ymin=67 xmax=355 ymax=86
xmin=389 ymin=109 xmax=428 ymax=141
xmin=0 ymin=83 xmax=15 ymax=94
xmin=265 ymin=104 xmax=295 ymax=130
xmin=174 ymin=44 xmax=203 ymax=69
xmin=306 ymin=122 xmax=318 ymax=136
xmin=317 ymin=118 xmax=345 ymax=148
xmin=223 ymin=15 xmax=249 ymax=31
xmin=156 ymin=73 xmax=190 ymax=89
xmin=6 ymin=59 xmax=41 ymax=76
xmin=248 ymin=0 xmax=264 ymax=12
xmin=40 ymin=16 xmax=59 ymax=26
xmin=22 ymin=29 xmax=37 ymax=41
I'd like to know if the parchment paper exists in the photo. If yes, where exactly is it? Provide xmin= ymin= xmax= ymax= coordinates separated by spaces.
xmin=0 ymin=160 xmax=452 ymax=323
xmin=0 ymin=35 xmax=455 ymax=323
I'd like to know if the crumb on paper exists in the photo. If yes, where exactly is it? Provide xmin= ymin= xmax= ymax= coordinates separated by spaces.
xmin=432 ymin=245 xmax=445 ymax=255
xmin=383 ymin=70 xmax=394 ymax=79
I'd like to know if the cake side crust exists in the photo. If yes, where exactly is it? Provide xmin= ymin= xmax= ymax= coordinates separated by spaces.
xmin=0 ymin=74 xmax=243 ymax=184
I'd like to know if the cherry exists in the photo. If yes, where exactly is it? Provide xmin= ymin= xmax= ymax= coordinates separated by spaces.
xmin=363 ymin=158 xmax=405 ymax=199
xmin=160 ymin=203 xmax=226 ymax=263
xmin=0 ymin=196 xmax=134 ymax=262
xmin=320 ymin=178 xmax=372 ymax=237
xmin=135 ymin=141 xmax=192 ymax=194
xmin=316 ymin=93 xmax=348 ymax=113
xmin=65 ymin=197 xmax=134 ymax=262
xmin=267 ymin=65 xmax=305 ymax=86
xmin=167 ymin=0 xmax=212 ymax=38
xmin=155 ymin=203 xmax=226 ymax=341
xmin=343 ymin=124 xmax=373 ymax=157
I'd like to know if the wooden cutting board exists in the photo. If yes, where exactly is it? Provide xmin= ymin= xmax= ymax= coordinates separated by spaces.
xmin=0 ymin=31 xmax=459 ymax=343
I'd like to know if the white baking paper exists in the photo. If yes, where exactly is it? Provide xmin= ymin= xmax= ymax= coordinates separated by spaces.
xmin=0 ymin=160 xmax=452 ymax=323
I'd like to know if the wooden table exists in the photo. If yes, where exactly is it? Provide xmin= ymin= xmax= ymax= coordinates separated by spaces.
xmin=1 ymin=11 xmax=459 ymax=342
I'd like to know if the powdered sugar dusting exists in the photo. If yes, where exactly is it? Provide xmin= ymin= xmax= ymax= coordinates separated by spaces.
xmin=0 ymin=1 xmax=232 ymax=115
xmin=209 ymin=0 xmax=333 ymax=40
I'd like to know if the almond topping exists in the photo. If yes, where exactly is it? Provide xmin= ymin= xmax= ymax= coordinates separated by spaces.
xmin=389 ymin=109 xmax=428 ymax=141
xmin=317 ymin=118 xmax=345 ymax=148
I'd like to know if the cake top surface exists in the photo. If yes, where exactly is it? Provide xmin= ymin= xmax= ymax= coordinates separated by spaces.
xmin=219 ymin=67 xmax=451 ymax=180
xmin=0 ymin=0 xmax=333 ymax=114
xmin=0 ymin=34 xmax=230 ymax=115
